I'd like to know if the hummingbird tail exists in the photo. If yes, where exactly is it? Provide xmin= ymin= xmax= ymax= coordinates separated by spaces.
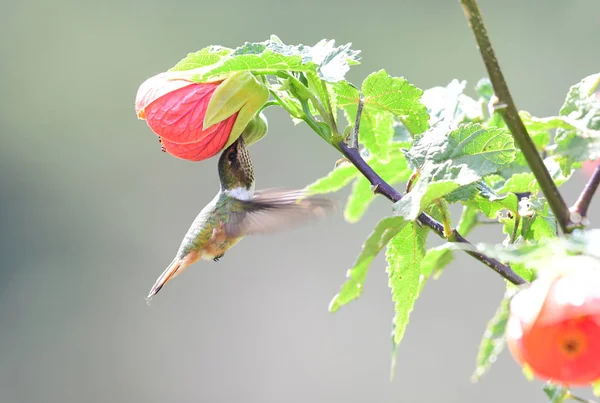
xmin=146 ymin=258 xmax=184 ymax=300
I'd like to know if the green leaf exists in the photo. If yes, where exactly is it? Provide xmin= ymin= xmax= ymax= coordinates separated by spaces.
xmin=494 ymin=157 xmax=569 ymax=194
xmin=344 ymin=150 xmax=411 ymax=223
xmin=345 ymin=177 xmax=376 ymax=223
xmin=343 ymin=106 xmax=395 ymax=162
xmin=305 ymin=162 xmax=359 ymax=195
xmin=510 ymin=262 xmax=536 ymax=283
xmin=335 ymin=70 xmax=430 ymax=136
xmin=503 ymin=197 xmax=557 ymax=245
xmin=421 ymin=79 xmax=483 ymax=127
xmin=306 ymin=39 xmax=361 ymax=82
xmin=560 ymin=72 xmax=600 ymax=116
xmin=387 ymin=222 xmax=427 ymax=363
xmin=471 ymin=287 xmax=515 ymax=382
xmin=496 ymin=173 xmax=536 ymax=194
xmin=552 ymin=72 xmax=600 ymax=175
xmin=465 ymin=182 xmax=519 ymax=219
xmin=593 ymin=380 xmax=600 ymax=397
xmin=200 ymin=50 xmax=313 ymax=79
xmin=329 ymin=217 xmax=408 ymax=312
xmin=527 ymin=199 xmax=557 ymax=242
xmin=448 ymin=180 xmax=518 ymax=220
xmin=187 ymin=36 xmax=361 ymax=83
xmin=395 ymin=123 xmax=516 ymax=220
xmin=481 ymin=109 xmax=574 ymax=182
xmin=406 ymin=123 xmax=515 ymax=170
xmin=518 ymin=111 xmax=568 ymax=150
xmin=500 ymin=213 xmax=518 ymax=244
xmin=395 ymin=172 xmax=479 ymax=221
xmin=543 ymin=383 xmax=569 ymax=403
xmin=169 ymin=46 xmax=233 ymax=72
xmin=444 ymin=182 xmax=479 ymax=204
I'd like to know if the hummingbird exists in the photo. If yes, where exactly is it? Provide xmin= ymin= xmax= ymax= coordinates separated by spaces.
xmin=147 ymin=135 xmax=336 ymax=299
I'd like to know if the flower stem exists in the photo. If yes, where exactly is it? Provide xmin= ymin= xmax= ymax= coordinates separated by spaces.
xmin=459 ymin=0 xmax=573 ymax=234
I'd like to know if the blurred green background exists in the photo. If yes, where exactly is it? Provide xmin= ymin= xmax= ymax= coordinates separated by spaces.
xmin=1 ymin=0 xmax=599 ymax=402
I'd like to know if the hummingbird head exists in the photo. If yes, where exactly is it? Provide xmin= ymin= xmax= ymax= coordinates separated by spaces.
xmin=218 ymin=136 xmax=255 ymax=195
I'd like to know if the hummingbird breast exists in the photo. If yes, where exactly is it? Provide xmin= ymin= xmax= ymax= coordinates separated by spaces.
xmin=199 ymin=223 xmax=243 ymax=261
xmin=176 ymin=193 xmax=242 ymax=261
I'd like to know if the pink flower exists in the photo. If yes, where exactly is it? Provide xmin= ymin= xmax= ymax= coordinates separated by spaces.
xmin=135 ymin=71 xmax=268 ymax=161
xmin=136 ymin=74 xmax=238 ymax=161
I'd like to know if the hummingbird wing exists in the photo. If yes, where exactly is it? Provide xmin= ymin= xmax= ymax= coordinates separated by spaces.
xmin=223 ymin=189 xmax=337 ymax=237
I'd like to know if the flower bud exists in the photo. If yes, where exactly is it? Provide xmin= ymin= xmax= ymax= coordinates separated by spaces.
xmin=506 ymin=258 xmax=600 ymax=386
xmin=135 ymin=71 xmax=268 ymax=161
xmin=241 ymin=112 xmax=268 ymax=145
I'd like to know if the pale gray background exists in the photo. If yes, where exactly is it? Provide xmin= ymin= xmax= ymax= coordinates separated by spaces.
xmin=1 ymin=0 xmax=599 ymax=402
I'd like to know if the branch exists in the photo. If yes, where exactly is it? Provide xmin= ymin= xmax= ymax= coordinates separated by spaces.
xmin=459 ymin=0 xmax=573 ymax=234
xmin=338 ymin=141 xmax=527 ymax=286
xmin=570 ymin=162 xmax=600 ymax=221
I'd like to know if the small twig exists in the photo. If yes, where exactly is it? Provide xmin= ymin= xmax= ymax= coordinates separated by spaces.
xmin=338 ymin=141 xmax=527 ymax=285
xmin=459 ymin=0 xmax=573 ymax=234
xmin=570 ymin=162 xmax=600 ymax=220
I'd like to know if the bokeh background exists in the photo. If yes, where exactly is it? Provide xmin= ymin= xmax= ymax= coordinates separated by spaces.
xmin=1 ymin=0 xmax=599 ymax=402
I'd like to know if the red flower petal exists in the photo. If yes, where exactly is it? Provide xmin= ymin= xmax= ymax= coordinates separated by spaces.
xmin=144 ymin=81 xmax=223 ymax=144
xmin=135 ymin=72 xmax=241 ymax=162
xmin=160 ymin=112 xmax=238 ymax=161
xmin=135 ymin=73 xmax=194 ymax=119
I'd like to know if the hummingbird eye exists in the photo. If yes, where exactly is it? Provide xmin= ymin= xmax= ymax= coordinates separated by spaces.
xmin=227 ymin=151 xmax=236 ymax=163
